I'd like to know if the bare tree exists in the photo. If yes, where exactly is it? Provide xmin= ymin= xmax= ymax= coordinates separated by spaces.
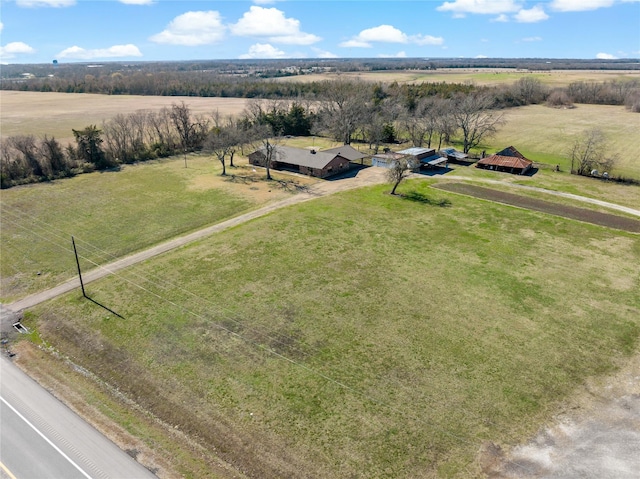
xmin=386 ymin=156 xmax=417 ymax=195
xmin=316 ymin=79 xmax=371 ymax=145
xmin=451 ymin=93 xmax=504 ymax=154
xmin=205 ymin=111 xmax=241 ymax=176
xmin=569 ymin=128 xmax=617 ymax=176
xmin=8 ymin=135 xmax=42 ymax=177
xmin=248 ymin=124 xmax=282 ymax=180
xmin=511 ymin=77 xmax=547 ymax=105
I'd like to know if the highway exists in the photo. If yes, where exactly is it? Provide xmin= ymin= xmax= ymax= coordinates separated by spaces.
xmin=0 ymin=356 xmax=156 ymax=479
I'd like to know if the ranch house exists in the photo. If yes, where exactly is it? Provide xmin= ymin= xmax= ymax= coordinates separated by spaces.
xmin=248 ymin=145 xmax=352 ymax=179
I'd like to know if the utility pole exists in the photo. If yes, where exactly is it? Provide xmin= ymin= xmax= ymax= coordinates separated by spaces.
xmin=71 ymin=236 xmax=87 ymax=298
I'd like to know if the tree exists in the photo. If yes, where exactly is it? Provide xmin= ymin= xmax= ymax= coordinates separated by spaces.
xmin=451 ymin=93 xmax=504 ymax=154
xmin=40 ymin=136 xmax=70 ymax=176
xmin=569 ymin=128 xmax=617 ymax=176
xmin=386 ymin=156 xmax=417 ymax=195
xmin=205 ymin=111 xmax=242 ymax=176
xmin=72 ymin=125 xmax=113 ymax=169
xmin=8 ymin=135 xmax=42 ymax=177
xmin=249 ymin=124 xmax=281 ymax=180
xmin=316 ymin=79 xmax=371 ymax=145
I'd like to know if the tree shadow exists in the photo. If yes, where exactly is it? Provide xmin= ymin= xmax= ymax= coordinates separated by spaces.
xmin=399 ymin=190 xmax=452 ymax=207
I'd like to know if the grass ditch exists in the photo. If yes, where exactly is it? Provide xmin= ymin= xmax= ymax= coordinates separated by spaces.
xmin=18 ymin=180 xmax=640 ymax=478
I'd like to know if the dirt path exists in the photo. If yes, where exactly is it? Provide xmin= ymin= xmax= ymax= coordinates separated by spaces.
xmin=433 ymin=182 xmax=640 ymax=233
xmin=452 ymin=177 xmax=640 ymax=217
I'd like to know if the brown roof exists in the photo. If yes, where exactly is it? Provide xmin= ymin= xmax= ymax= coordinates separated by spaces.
xmin=322 ymin=144 xmax=368 ymax=161
xmin=477 ymin=146 xmax=532 ymax=169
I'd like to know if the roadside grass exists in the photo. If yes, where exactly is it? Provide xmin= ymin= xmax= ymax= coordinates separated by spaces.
xmin=23 ymin=180 xmax=640 ymax=478
xmin=0 ymin=154 xmax=308 ymax=302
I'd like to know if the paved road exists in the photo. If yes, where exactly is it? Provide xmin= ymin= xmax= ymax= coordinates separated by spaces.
xmin=0 ymin=356 xmax=156 ymax=479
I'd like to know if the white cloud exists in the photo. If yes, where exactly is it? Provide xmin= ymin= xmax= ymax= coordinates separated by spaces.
xmin=57 ymin=44 xmax=142 ymax=60
xmin=492 ymin=14 xmax=510 ymax=21
xmin=437 ymin=0 xmax=522 ymax=15
xmin=230 ymin=6 xmax=320 ymax=45
xmin=119 ymin=0 xmax=154 ymax=4
xmin=515 ymin=5 xmax=549 ymax=22
xmin=356 ymin=25 xmax=409 ymax=44
xmin=476 ymin=54 xmax=489 ymax=58
xmin=239 ymin=43 xmax=287 ymax=59
xmin=16 ymin=0 xmax=75 ymax=6
xmin=0 ymin=41 xmax=36 ymax=60
xmin=0 ymin=22 xmax=3 ymax=31
xmin=522 ymin=36 xmax=543 ymax=41
xmin=596 ymin=52 xmax=618 ymax=59
xmin=340 ymin=25 xmax=443 ymax=48
xmin=339 ymin=39 xmax=372 ymax=48
xmin=312 ymin=48 xmax=338 ymax=58
xmin=150 ymin=11 xmax=226 ymax=46
xmin=378 ymin=51 xmax=408 ymax=58
xmin=550 ymin=0 xmax=614 ymax=11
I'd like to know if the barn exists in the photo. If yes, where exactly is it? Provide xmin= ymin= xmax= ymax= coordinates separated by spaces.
xmin=248 ymin=146 xmax=351 ymax=179
xmin=476 ymin=146 xmax=533 ymax=175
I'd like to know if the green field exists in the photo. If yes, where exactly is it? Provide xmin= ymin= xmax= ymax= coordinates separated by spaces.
xmin=482 ymin=104 xmax=640 ymax=179
xmin=14 ymin=177 xmax=640 ymax=478
xmin=0 ymin=155 xmax=305 ymax=301
xmin=276 ymin=69 xmax=640 ymax=87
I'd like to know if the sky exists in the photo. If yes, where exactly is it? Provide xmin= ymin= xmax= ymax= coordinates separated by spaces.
xmin=1 ymin=0 xmax=639 ymax=64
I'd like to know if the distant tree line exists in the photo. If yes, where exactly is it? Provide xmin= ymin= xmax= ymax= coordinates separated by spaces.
xmin=3 ymin=64 xmax=638 ymax=111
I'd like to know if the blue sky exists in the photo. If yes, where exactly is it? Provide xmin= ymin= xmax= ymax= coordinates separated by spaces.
xmin=1 ymin=0 xmax=639 ymax=63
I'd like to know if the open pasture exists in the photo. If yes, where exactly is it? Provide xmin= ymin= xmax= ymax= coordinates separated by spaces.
xmin=485 ymin=104 xmax=640 ymax=179
xmin=24 ymin=179 xmax=640 ymax=478
xmin=275 ymin=68 xmax=640 ymax=87
xmin=0 ymin=154 xmax=311 ymax=301
xmin=0 ymin=91 xmax=250 ymax=143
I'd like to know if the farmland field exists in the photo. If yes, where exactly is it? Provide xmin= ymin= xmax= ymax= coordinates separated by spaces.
xmin=15 ymin=179 xmax=639 ymax=478
xmin=274 ymin=68 xmax=640 ymax=87
xmin=0 ymin=91 xmax=250 ymax=143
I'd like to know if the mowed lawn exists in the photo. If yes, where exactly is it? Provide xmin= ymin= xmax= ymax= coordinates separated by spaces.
xmin=26 ymin=180 xmax=640 ymax=478
xmin=486 ymin=104 xmax=640 ymax=179
xmin=0 ymin=154 xmax=301 ymax=301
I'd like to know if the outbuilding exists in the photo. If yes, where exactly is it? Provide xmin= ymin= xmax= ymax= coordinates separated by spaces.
xmin=476 ymin=146 xmax=533 ymax=175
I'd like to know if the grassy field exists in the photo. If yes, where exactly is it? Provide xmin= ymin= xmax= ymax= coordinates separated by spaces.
xmin=0 ymin=91 xmax=250 ymax=143
xmin=482 ymin=104 xmax=640 ymax=179
xmin=275 ymin=69 xmax=640 ymax=87
xmin=15 ymin=178 xmax=640 ymax=478
xmin=0 ymin=154 xmax=314 ymax=301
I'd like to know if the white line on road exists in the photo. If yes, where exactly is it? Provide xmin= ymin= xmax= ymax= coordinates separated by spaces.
xmin=0 ymin=396 xmax=93 ymax=479
xmin=0 ymin=460 xmax=18 ymax=479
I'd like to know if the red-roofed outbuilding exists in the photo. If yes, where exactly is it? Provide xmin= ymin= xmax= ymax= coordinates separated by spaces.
xmin=476 ymin=146 xmax=533 ymax=175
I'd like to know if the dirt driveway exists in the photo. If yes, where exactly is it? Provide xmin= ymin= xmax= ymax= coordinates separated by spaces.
xmin=433 ymin=182 xmax=640 ymax=233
